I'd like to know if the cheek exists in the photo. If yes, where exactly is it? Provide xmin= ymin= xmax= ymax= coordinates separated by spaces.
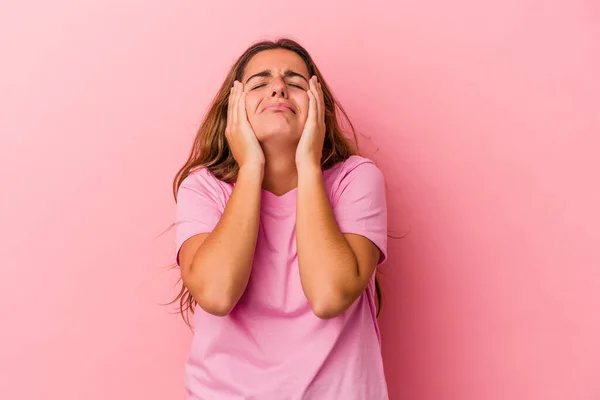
xmin=244 ymin=93 xmax=260 ymax=120
xmin=295 ymin=93 xmax=310 ymax=120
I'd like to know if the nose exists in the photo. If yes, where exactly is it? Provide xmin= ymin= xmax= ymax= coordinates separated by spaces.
xmin=269 ymin=76 xmax=288 ymax=99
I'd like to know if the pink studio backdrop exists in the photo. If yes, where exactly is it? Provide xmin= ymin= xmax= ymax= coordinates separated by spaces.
xmin=1 ymin=1 xmax=599 ymax=399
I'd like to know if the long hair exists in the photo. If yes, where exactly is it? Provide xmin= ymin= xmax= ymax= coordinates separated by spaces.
xmin=171 ymin=38 xmax=383 ymax=326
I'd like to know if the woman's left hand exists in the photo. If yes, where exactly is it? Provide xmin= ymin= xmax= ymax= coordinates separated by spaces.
xmin=295 ymin=76 xmax=326 ymax=169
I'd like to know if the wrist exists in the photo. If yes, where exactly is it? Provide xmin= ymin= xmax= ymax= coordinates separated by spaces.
xmin=238 ymin=163 xmax=265 ymax=182
xmin=296 ymin=157 xmax=321 ymax=173
xmin=297 ymin=160 xmax=323 ymax=181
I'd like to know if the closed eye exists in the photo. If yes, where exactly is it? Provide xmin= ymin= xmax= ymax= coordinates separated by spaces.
xmin=251 ymin=83 xmax=304 ymax=90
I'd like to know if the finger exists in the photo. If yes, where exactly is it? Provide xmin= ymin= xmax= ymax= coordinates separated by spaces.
xmin=238 ymin=83 xmax=247 ymax=123
xmin=309 ymin=77 xmax=322 ymax=124
xmin=306 ymin=87 xmax=317 ymax=123
xmin=308 ymin=76 xmax=317 ymax=104
xmin=232 ymin=81 xmax=240 ymax=125
xmin=315 ymin=79 xmax=324 ymax=123
xmin=227 ymin=83 xmax=235 ymax=133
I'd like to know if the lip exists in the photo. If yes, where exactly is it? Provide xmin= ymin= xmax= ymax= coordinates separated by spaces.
xmin=263 ymin=103 xmax=295 ymax=114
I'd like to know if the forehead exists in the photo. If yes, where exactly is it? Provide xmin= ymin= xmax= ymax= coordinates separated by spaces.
xmin=242 ymin=49 xmax=309 ymax=80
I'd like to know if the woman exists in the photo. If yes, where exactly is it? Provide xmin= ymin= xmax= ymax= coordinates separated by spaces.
xmin=173 ymin=38 xmax=389 ymax=399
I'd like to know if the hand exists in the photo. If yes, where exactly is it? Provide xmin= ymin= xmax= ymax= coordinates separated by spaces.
xmin=295 ymin=76 xmax=326 ymax=169
xmin=225 ymin=81 xmax=265 ymax=169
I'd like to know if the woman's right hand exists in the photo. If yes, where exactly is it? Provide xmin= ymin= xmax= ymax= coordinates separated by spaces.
xmin=225 ymin=81 xmax=265 ymax=170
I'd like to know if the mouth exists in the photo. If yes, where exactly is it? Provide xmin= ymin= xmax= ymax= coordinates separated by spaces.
xmin=263 ymin=103 xmax=296 ymax=114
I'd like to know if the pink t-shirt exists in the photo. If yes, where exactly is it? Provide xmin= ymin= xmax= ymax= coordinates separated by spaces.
xmin=174 ymin=155 xmax=389 ymax=400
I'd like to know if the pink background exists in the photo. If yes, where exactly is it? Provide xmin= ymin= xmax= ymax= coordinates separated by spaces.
xmin=1 ymin=1 xmax=599 ymax=399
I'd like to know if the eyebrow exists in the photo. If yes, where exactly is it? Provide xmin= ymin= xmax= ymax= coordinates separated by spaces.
xmin=244 ymin=69 xmax=309 ymax=85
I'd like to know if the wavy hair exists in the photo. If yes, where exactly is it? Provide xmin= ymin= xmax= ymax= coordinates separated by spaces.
xmin=171 ymin=38 xmax=383 ymax=326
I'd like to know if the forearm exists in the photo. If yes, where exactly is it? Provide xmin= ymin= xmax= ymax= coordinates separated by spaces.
xmin=295 ymin=163 xmax=365 ymax=318
xmin=187 ymin=166 xmax=263 ymax=314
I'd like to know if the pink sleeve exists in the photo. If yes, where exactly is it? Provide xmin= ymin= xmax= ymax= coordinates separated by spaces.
xmin=174 ymin=169 xmax=223 ymax=265
xmin=332 ymin=159 xmax=388 ymax=265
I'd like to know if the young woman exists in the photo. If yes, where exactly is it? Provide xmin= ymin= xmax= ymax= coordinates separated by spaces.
xmin=173 ymin=38 xmax=389 ymax=399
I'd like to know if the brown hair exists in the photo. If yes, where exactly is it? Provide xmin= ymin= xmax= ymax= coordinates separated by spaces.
xmin=171 ymin=38 xmax=383 ymax=325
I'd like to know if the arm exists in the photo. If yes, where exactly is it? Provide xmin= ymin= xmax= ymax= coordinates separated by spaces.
xmin=178 ymin=166 xmax=263 ymax=316
xmin=178 ymin=80 xmax=265 ymax=317
xmin=296 ymin=164 xmax=381 ymax=319
xmin=295 ymin=76 xmax=387 ymax=319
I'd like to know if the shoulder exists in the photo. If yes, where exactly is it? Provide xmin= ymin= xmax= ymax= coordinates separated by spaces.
xmin=179 ymin=167 xmax=225 ymax=191
xmin=182 ymin=166 xmax=217 ymax=184
xmin=177 ymin=167 xmax=231 ymax=206
xmin=343 ymin=155 xmax=382 ymax=175
xmin=326 ymin=155 xmax=385 ymax=187
xmin=325 ymin=156 xmax=386 ymax=205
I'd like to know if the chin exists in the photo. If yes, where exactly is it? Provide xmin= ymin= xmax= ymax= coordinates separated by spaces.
xmin=255 ymin=125 xmax=300 ymax=143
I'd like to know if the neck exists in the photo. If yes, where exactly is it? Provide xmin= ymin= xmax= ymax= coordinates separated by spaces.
xmin=261 ymin=144 xmax=298 ymax=196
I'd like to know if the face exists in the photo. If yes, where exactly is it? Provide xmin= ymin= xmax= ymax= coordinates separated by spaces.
xmin=241 ymin=49 xmax=311 ymax=143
